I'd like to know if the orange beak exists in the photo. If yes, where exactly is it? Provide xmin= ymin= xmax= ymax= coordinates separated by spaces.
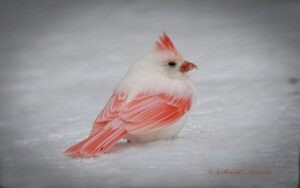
xmin=180 ymin=60 xmax=198 ymax=73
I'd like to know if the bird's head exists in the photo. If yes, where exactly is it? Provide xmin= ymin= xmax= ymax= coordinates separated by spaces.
xmin=133 ymin=32 xmax=197 ymax=78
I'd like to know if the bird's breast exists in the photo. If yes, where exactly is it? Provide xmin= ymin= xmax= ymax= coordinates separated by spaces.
xmin=116 ymin=73 xmax=197 ymax=103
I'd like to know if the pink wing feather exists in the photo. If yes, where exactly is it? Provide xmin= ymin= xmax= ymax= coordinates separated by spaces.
xmin=65 ymin=92 xmax=192 ymax=157
xmin=120 ymin=93 xmax=191 ymax=134
xmin=90 ymin=92 xmax=127 ymax=136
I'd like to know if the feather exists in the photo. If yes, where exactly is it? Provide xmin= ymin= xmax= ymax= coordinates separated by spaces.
xmin=65 ymin=32 xmax=197 ymax=157
xmin=155 ymin=32 xmax=179 ymax=55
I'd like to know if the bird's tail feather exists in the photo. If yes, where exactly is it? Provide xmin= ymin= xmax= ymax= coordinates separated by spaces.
xmin=64 ymin=126 xmax=127 ymax=158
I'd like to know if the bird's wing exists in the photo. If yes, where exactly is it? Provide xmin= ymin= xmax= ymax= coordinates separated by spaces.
xmin=90 ymin=92 xmax=127 ymax=136
xmin=120 ymin=93 xmax=192 ymax=134
xmin=90 ymin=92 xmax=192 ymax=135
xmin=65 ymin=92 xmax=192 ymax=157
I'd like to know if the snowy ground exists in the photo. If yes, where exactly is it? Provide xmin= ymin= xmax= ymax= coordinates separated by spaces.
xmin=0 ymin=1 xmax=299 ymax=188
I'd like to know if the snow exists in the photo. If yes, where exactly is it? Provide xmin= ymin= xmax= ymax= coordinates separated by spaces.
xmin=0 ymin=1 xmax=299 ymax=188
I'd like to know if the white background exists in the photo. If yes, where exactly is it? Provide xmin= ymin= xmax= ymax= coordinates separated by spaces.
xmin=0 ymin=1 xmax=299 ymax=187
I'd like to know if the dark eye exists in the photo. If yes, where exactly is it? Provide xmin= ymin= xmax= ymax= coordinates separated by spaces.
xmin=168 ymin=61 xmax=177 ymax=67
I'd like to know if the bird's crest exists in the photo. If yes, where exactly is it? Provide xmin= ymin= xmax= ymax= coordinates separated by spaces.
xmin=154 ymin=32 xmax=179 ymax=55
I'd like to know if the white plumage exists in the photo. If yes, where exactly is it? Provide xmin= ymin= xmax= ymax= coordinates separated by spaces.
xmin=65 ymin=33 xmax=197 ymax=157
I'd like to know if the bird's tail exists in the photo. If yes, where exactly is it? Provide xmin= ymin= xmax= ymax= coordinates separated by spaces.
xmin=64 ymin=126 xmax=127 ymax=158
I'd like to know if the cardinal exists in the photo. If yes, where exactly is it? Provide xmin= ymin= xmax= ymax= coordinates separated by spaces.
xmin=65 ymin=32 xmax=197 ymax=157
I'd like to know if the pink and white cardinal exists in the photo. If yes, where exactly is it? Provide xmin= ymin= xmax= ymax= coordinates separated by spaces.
xmin=65 ymin=33 xmax=197 ymax=157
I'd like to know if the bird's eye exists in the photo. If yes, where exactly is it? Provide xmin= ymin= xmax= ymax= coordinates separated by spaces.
xmin=168 ymin=61 xmax=177 ymax=67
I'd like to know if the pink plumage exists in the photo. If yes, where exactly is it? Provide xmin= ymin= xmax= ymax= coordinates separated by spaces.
xmin=65 ymin=33 xmax=197 ymax=158
xmin=155 ymin=32 xmax=179 ymax=55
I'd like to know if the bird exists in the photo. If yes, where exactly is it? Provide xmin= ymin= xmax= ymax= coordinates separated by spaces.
xmin=64 ymin=32 xmax=197 ymax=158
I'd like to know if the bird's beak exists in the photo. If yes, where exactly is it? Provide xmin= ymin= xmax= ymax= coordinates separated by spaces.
xmin=180 ymin=60 xmax=198 ymax=73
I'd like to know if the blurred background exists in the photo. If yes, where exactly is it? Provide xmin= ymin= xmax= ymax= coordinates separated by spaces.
xmin=0 ymin=1 xmax=299 ymax=188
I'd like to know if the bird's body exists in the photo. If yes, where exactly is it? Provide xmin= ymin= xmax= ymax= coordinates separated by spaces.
xmin=65 ymin=33 xmax=197 ymax=157
xmin=125 ymin=112 xmax=190 ymax=142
